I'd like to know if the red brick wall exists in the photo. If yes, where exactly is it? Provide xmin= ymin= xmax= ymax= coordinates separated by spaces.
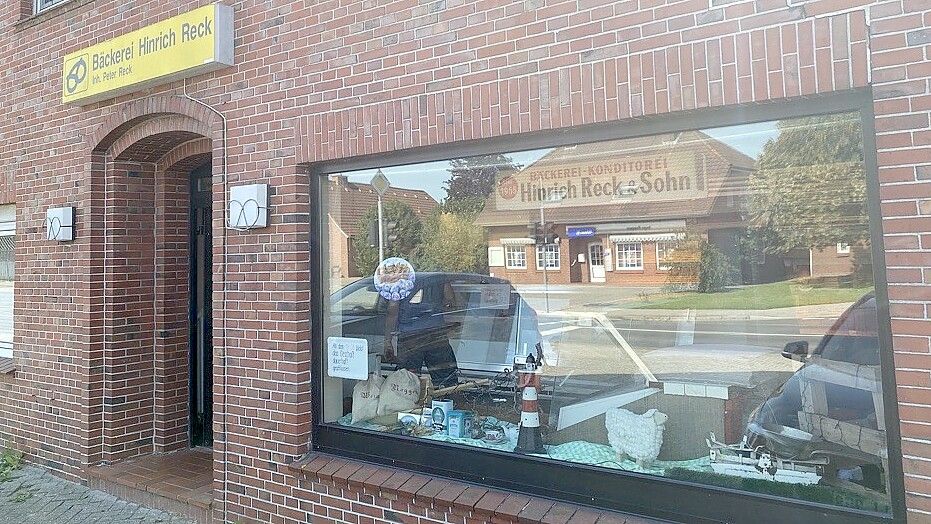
xmin=153 ymin=139 xmax=211 ymax=453
xmin=296 ymin=2 xmax=870 ymax=164
xmin=0 ymin=1 xmax=930 ymax=523
xmin=0 ymin=167 xmax=14 ymax=206
xmin=102 ymin=160 xmax=157 ymax=463
xmin=869 ymin=2 xmax=931 ymax=519
xmin=811 ymin=245 xmax=856 ymax=278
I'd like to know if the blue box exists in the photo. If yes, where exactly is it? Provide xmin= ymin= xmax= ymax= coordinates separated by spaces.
xmin=447 ymin=410 xmax=474 ymax=438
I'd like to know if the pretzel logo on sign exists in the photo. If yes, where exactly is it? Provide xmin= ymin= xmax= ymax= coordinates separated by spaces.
xmin=47 ymin=216 xmax=62 ymax=240
xmin=229 ymin=198 xmax=261 ymax=229
xmin=64 ymin=55 xmax=89 ymax=96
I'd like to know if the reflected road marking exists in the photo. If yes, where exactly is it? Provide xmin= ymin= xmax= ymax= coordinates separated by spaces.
xmin=546 ymin=311 xmax=657 ymax=382
xmin=617 ymin=327 xmax=807 ymax=338
xmin=541 ymin=325 xmax=582 ymax=336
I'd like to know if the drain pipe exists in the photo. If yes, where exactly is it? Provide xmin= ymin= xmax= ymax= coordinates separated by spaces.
xmin=103 ymin=152 xmax=110 ymax=463
xmin=150 ymin=160 xmax=159 ymax=455
xmin=182 ymin=77 xmax=231 ymax=522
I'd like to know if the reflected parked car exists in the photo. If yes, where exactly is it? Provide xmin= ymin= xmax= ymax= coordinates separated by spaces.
xmin=746 ymin=292 xmax=884 ymax=477
xmin=330 ymin=272 xmax=544 ymax=385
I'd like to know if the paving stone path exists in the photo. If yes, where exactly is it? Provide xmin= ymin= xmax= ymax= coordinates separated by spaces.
xmin=0 ymin=466 xmax=193 ymax=524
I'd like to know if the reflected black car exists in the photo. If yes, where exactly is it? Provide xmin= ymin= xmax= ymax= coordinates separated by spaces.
xmin=330 ymin=272 xmax=543 ymax=385
xmin=746 ymin=293 xmax=884 ymax=474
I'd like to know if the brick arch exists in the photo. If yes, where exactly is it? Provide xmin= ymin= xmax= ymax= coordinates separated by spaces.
xmin=110 ymin=114 xmax=210 ymax=162
xmin=89 ymin=95 xmax=220 ymax=154
xmin=157 ymin=137 xmax=213 ymax=174
xmin=85 ymin=96 xmax=220 ymax=464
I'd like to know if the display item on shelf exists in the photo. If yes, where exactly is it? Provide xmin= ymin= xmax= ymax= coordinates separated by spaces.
xmin=447 ymin=410 xmax=474 ymax=438
xmin=514 ymin=351 xmax=546 ymax=454
xmin=376 ymin=368 xmax=421 ymax=416
xmin=431 ymin=398 xmax=454 ymax=435
xmin=605 ymin=408 xmax=668 ymax=469
xmin=706 ymin=433 xmax=825 ymax=485
xmin=351 ymin=373 xmax=384 ymax=423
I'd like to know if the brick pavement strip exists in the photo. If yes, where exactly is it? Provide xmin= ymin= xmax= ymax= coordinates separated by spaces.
xmin=0 ymin=466 xmax=192 ymax=524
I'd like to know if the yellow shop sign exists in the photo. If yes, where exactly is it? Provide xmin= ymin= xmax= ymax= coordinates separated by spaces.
xmin=62 ymin=3 xmax=234 ymax=105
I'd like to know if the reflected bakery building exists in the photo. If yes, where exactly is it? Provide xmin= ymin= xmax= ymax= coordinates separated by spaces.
xmin=480 ymin=132 xmax=752 ymax=287
xmin=479 ymin=133 xmax=854 ymax=287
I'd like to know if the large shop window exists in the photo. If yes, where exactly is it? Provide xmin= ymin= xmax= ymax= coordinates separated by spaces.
xmin=315 ymin=105 xmax=898 ymax=523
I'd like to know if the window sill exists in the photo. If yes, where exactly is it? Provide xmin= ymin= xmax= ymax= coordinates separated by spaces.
xmin=0 ymin=357 xmax=14 ymax=375
xmin=289 ymin=452 xmax=662 ymax=523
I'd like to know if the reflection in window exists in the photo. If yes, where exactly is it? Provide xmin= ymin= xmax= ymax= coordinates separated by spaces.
xmin=536 ymin=244 xmax=560 ymax=270
xmin=319 ymin=112 xmax=890 ymax=514
xmin=504 ymin=245 xmax=527 ymax=269
xmin=616 ymin=242 xmax=643 ymax=270
xmin=656 ymin=241 xmax=676 ymax=271
xmin=0 ymin=204 xmax=13 ymax=360
xmin=333 ymin=283 xmax=382 ymax=315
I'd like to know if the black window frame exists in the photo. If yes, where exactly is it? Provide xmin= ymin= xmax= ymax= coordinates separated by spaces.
xmin=308 ymin=89 xmax=906 ymax=524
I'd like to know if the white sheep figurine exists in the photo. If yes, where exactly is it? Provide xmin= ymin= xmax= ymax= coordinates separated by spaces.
xmin=604 ymin=408 xmax=668 ymax=469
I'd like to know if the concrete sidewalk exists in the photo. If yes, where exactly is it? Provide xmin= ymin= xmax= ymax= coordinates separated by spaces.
xmin=0 ymin=466 xmax=192 ymax=524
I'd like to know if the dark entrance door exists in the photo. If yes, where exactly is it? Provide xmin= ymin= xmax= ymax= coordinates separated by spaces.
xmin=190 ymin=163 xmax=213 ymax=447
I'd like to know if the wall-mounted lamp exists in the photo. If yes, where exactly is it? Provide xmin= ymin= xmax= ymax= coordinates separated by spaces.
xmin=229 ymin=184 xmax=268 ymax=230
xmin=46 ymin=206 xmax=75 ymax=242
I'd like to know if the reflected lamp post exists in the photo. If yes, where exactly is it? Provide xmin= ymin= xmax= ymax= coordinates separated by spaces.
xmin=540 ymin=188 xmax=567 ymax=313
xmin=371 ymin=169 xmax=390 ymax=261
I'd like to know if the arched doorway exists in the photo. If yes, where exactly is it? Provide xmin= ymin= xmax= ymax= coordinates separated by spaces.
xmin=85 ymin=103 xmax=220 ymax=464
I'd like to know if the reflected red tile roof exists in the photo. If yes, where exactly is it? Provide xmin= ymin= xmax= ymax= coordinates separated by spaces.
xmin=329 ymin=176 xmax=438 ymax=236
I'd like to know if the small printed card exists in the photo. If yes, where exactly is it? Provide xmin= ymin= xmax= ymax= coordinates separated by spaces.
xmin=327 ymin=336 xmax=368 ymax=380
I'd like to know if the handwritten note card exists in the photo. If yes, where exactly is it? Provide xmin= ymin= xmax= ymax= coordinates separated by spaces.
xmin=327 ymin=336 xmax=369 ymax=380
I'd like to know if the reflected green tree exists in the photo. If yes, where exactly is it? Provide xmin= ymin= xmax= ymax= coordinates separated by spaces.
xmin=413 ymin=154 xmax=520 ymax=275
xmin=665 ymin=233 xmax=736 ymax=293
xmin=418 ymin=211 xmax=487 ymax=273
xmin=351 ymin=200 xmax=423 ymax=275
xmin=746 ymin=114 xmax=869 ymax=254
xmin=444 ymin=154 xmax=520 ymax=214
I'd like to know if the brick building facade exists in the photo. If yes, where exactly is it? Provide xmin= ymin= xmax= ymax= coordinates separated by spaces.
xmin=1 ymin=0 xmax=930 ymax=523
xmin=478 ymin=130 xmax=757 ymax=286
